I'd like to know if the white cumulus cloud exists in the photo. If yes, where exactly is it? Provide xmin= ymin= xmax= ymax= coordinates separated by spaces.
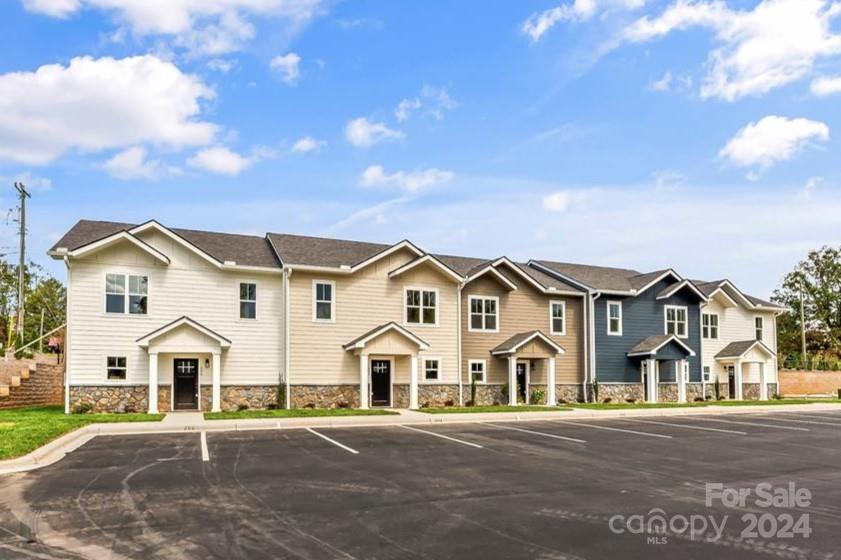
xmin=542 ymin=189 xmax=595 ymax=212
xmin=270 ymin=52 xmax=301 ymax=84
xmin=291 ymin=136 xmax=325 ymax=153
xmin=0 ymin=55 xmax=216 ymax=165
xmin=394 ymin=85 xmax=457 ymax=122
xmin=719 ymin=115 xmax=830 ymax=169
xmin=810 ymin=74 xmax=841 ymax=96
xmin=359 ymin=165 xmax=454 ymax=193
xmin=522 ymin=0 xmax=646 ymax=41
xmin=22 ymin=0 xmax=79 ymax=17
xmin=187 ymin=145 xmax=271 ymax=175
xmin=101 ymin=146 xmax=180 ymax=180
xmin=344 ymin=117 xmax=404 ymax=148
xmin=624 ymin=0 xmax=841 ymax=101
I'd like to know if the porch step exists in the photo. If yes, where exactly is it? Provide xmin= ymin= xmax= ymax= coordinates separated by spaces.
xmin=10 ymin=376 xmax=20 ymax=388
xmin=20 ymin=367 xmax=31 ymax=380
xmin=0 ymin=385 xmax=8 ymax=397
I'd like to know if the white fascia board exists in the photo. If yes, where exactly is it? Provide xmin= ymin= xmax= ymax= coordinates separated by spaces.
xmin=350 ymin=240 xmax=425 ymax=272
xmin=464 ymin=265 xmax=518 ymax=291
xmin=655 ymin=279 xmax=709 ymax=302
xmin=129 ymin=220 xmax=222 ymax=268
xmin=634 ymin=269 xmax=683 ymax=295
xmin=137 ymin=316 xmax=231 ymax=348
xmin=344 ymin=323 xmax=430 ymax=351
xmin=491 ymin=331 xmax=565 ymax=356
xmin=388 ymin=254 xmax=463 ymax=283
xmin=68 ymin=231 xmax=170 ymax=265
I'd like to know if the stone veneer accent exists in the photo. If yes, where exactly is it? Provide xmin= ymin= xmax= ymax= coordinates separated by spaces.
xmin=199 ymin=385 xmax=278 ymax=411
xmin=290 ymin=385 xmax=359 ymax=409
xmin=525 ymin=384 xmax=584 ymax=404
xmin=467 ymin=384 xmax=506 ymax=406
xmin=70 ymin=385 xmax=148 ymax=413
xmin=596 ymin=383 xmax=645 ymax=403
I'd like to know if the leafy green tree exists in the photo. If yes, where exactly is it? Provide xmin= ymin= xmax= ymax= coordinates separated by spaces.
xmin=773 ymin=246 xmax=841 ymax=367
xmin=0 ymin=258 xmax=65 ymax=352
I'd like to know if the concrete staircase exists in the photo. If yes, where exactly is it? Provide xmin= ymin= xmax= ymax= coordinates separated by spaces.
xmin=0 ymin=362 xmax=64 ymax=409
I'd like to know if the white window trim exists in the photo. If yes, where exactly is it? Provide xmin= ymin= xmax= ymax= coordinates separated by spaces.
xmin=104 ymin=271 xmax=149 ymax=316
xmin=664 ymin=305 xmax=689 ymax=339
xmin=755 ymin=316 xmax=764 ymax=341
xmin=422 ymin=357 xmax=443 ymax=383
xmin=606 ymin=300 xmax=623 ymax=336
xmin=549 ymin=300 xmax=566 ymax=335
xmin=702 ymin=312 xmax=719 ymax=340
xmin=468 ymin=359 xmax=486 ymax=384
xmin=312 ymin=279 xmax=336 ymax=323
xmin=105 ymin=355 xmax=128 ymax=382
xmin=239 ymin=281 xmax=258 ymax=321
xmin=404 ymin=286 xmax=440 ymax=327
xmin=467 ymin=294 xmax=500 ymax=333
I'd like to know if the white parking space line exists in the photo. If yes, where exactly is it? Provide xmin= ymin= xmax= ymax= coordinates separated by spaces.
xmin=482 ymin=422 xmax=587 ymax=444
xmin=306 ymin=428 xmax=360 ymax=454
xmin=400 ymin=425 xmax=484 ymax=449
xmin=200 ymin=431 xmax=210 ymax=462
xmin=776 ymin=413 xmax=841 ymax=423
xmin=695 ymin=418 xmax=810 ymax=432
xmin=629 ymin=419 xmax=747 ymax=435
xmin=552 ymin=420 xmax=672 ymax=439
xmin=755 ymin=415 xmax=841 ymax=427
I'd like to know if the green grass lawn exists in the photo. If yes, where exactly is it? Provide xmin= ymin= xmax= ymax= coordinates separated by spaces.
xmin=0 ymin=405 xmax=164 ymax=461
xmin=418 ymin=405 xmax=574 ymax=414
xmin=204 ymin=408 xmax=400 ymax=420
xmin=570 ymin=398 xmax=841 ymax=410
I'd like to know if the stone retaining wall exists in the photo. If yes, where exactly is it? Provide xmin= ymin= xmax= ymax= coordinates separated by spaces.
xmin=779 ymin=369 xmax=841 ymax=397
xmin=0 ymin=362 xmax=65 ymax=410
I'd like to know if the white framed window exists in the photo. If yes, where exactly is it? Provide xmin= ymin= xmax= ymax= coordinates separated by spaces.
xmin=313 ymin=280 xmax=335 ymax=322
xmin=105 ymin=273 xmax=148 ymax=315
xmin=607 ymin=301 xmax=622 ymax=336
xmin=702 ymin=313 xmax=719 ymax=339
xmin=469 ymin=295 xmax=499 ymax=332
xmin=664 ymin=305 xmax=688 ymax=338
xmin=239 ymin=282 xmax=256 ymax=319
xmin=424 ymin=358 xmax=441 ymax=381
xmin=755 ymin=316 xmax=764 ymax=341
xmin=106 ymin=356 xmax=127 ymax=380
xmin=549 ymin=300 xmax=566 ymax=335
xmin=468 ymin=360 xmax=486 ymax=384
xmin=405 ymin=287 xmax=438 ymax=326
xmin=703 ymin=365 xmax=711 ymax=382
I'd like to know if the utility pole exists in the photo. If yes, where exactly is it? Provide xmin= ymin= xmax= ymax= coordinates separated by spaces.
xmin=799 ymin=276 xmax=807 ymax=369
xmin=14 ymin=182 xmax=30 ymax=343
xmin=39 ymin=308 xmax=45 ymax=353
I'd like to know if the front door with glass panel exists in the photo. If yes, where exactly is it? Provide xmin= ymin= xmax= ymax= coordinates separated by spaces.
xmin=516 ymin=362 xmax=528 ymax=403
xmin=173 ymin=358 xmax=199 ymax=410
xmin=370 ymin=360 xmax=391 ymax=407
xmin=727 ymin=365 xmax=736 ymax=399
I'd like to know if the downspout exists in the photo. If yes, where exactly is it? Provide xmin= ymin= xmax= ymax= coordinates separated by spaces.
xmin=284 ymin=267 xmax=291 ymax=409
xmin=700 ymin=300 xmax=705 ymax=399
xmin=63 ymin=256 xmax=72 ymax=414
xmin=588 ymin=291 xmax=601 ymax=403
xmin=457 ymin=281 xmax=463 ymax=406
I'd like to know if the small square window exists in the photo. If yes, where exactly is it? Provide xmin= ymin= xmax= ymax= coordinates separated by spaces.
xmin=469 ymin=361 xmax=486 ymax=383
xmin=107 ymin=356 xmax=127 ymax=380
xmin=424 ymin=359 xmax=440 ymax=381
xmin=240 ymin=283 xmax=257 ymax=319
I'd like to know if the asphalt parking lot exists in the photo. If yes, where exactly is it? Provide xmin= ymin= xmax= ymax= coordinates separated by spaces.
xmin=2 ymin=410 xmax=841 ymax=559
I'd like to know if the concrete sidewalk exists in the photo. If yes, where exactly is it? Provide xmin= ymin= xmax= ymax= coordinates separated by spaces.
xmin=2 ymin=402 xmax=841 ymax=475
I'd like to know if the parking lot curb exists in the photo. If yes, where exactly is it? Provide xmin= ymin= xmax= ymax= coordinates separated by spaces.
xmin=2 ymin=402 xmax=840 ymax=475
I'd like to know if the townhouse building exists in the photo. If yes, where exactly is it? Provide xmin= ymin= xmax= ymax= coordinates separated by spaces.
xmin=49 ymin=219 xmax=784 ymax=412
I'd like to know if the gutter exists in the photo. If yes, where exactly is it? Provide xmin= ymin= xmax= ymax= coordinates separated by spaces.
xmin=284 ymin=267 xmax=291 ymax=409
xmin=587 ymin=291 xmax=601 ymax=403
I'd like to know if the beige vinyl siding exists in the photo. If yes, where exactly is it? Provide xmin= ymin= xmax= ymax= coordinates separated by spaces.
xmin=460 ymin=271 xmax=584 ymax=385
xmin=701 ymin=298 xmax=777 ymax=384
xmin=288 ymin=249 xmax=459 ymax=385
xmin=66 ymin=229 xmax=283 ymax=387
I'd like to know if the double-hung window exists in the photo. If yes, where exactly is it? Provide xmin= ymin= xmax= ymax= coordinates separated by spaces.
xmin=406 ymin=288 xmax=437 ymax=325
xmin=702 ymin=313 xmax=719 ymax=339
xmin=107 ymin=356 xmax=127 ymax=380
xmin=313 ymin=281 xmax=334 ymax=322
xmin=550 ymin=301 xmax=566 ymax=335
xmin=469 ymin=360 xmax=486 ymax=383
xmin=240 ymin=283 xmax=256 ymax=319
xmin=665 ymin=305 xmax=688 ymax=338
xmin=469 ymin=296 xmax=498 ymax=332
xmin=106 ymin=273 xmax=148 ymax=315
xmin=424 ymin=359 xmax=440 ymax=381
xmin=607 ymin=301 xmax=622 ymax=335
xmin=755 ymin=317 xmax=764 ymax=341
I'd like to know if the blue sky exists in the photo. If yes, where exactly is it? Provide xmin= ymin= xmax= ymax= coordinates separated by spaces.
xmin=1 ymin=0 xmax=840 ymax=297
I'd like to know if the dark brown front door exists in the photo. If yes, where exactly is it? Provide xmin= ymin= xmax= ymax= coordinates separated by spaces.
xmin=174 ymin=358 xmax=199 ymax=410
xmin=370 ymin=360 xmax=391 ymax=407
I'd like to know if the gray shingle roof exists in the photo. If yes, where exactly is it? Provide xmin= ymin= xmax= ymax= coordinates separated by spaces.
xmin=715 ymin=340 xmax=776 ymax=359
xmin=533 ymin=260 xmax=674 ymax=292
xmin=268 ymin=232 xmax=393 ymax=268
xmin=434 ymin=254 xmax=492 ymax=276
xmin=51 ymin=220 xmax=280 ymax=268
xmin=692 ymin=279 xmax=784 ymax=311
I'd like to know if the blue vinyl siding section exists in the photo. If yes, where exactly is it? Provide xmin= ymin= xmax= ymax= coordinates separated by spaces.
xmin=594 ymin=279 xmax=702 ymax=383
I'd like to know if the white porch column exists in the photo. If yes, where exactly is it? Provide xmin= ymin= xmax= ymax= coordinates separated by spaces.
xmin=409 ymin=354 xmax=419 ymax=410
xmin=359 ymin=353 xmax=369 ymax=409
xmin=508 ymin=355 xmax=517 ymax=406
xmin=148 ymin=352 xmax=158 ymax=414
xmin=211 ymin=352 xmax=221 ymax=413
xmin=547 ymin=357 xmax=557 ymax=406
xmin=645 ymin=359 xmax=657 ymax=403
xmin=677 ymin=360 xmax=687 ymax=404
xmin=734 ymin=359 xmax=744 ymax=400
xmin=759 ymin=362 xmax=768 ymax=401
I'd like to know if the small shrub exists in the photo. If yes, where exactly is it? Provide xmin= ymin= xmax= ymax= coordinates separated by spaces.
xmin=465 ymin=399 xmax=475 ymax=407
xmin=276 ymin=382 xmax=287 ymax=410
xmin=773 ymin=393 xmax=782 ymax=400
xmin=237 ymin=403 xmax=250 ymax=411
xmin=420 ymin=402 xmax=429 ymax=409
xmin=267 ymin=403 xmax=278 ymax=410
xmin=337 ymin=401 xmax=350 ymax=409
xmin=625 ymin=397 xmax=637 ymax=404
xmin=304 ymin=402 xmax=316 ymax=409
xmin=124 ymin=405 xmax=137 ymax=414
xmin=444 ymin=399 xmax=455 ymax=407
xmin=530 ymin=388 xmax=545 ymax=405
xmin=714 ymin=378 xmax=721 ymax=401
xmin=693 ymin=397 xmax=705 ymax=402
xmin=557 ymin=398 xmax=568 ymax=404
xmin=470 ymin=375 xmax=477 ymax=407
xmin=492 ymin=401 xmax=501 ymax=406
xmin=73 ymin=403 xmax=93 ymax=414
xmin=501 ymin=383 xmax=509 ymax=402
xmin=602 ymin=397 xmax=612 ymax=404
xmin=717 ymin=395 xmax=725 ymax=401
xmin=838 ymin=388 xmax=841 ymax=400
xmin=592 ymin=378 xmax=600 ymax=402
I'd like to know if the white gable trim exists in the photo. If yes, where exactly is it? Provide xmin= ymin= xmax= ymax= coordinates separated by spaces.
xmin=627 ymin=335 xmax=696 ymax=357
xmin=342 ymin=322 xmax=431 ymax=351
xmin=463 ymin=265 xmax=518 ymax=291
xmin=388 ymin=254 xmax=463 ymax=283
xmin=490 ymin=330 xmax=566 ymax=356
xmin=350 ymin=240 xmax=425 ymax=272
xmin=716 ymin=340 xmax=776 ymax=360
xmin=656 ymin=279 xmax=709 ymax=302
xmin=136 ymin=316 xmax=231 ymax=348
xmin=130 ymin=220 xmax=222 ymax=268
xmin=67 ymin=231 xmax=170 ymax=265
xmin=634 ymin=269 xmax=683 ymax=296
